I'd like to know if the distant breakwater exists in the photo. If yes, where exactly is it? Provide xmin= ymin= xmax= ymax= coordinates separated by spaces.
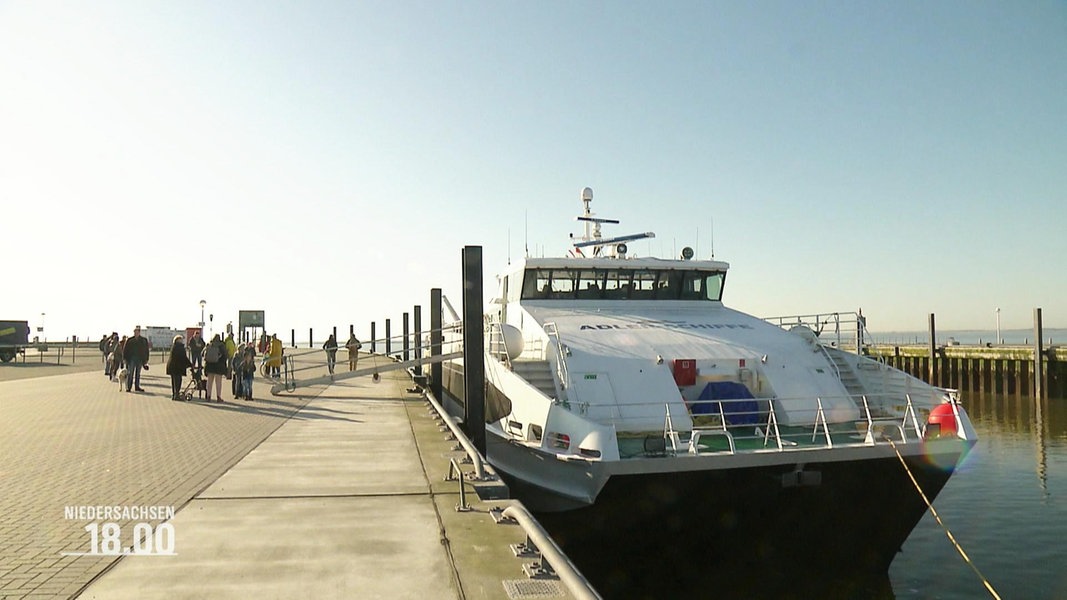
xmin=869 ymin=344 xmax=1066 ymax=399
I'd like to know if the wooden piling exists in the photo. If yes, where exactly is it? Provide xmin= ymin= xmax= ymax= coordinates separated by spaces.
xmin=1035 ymin=308 xmax=1045 ymax=399
xmin=928 ymin=314 xmax=937 ymax=385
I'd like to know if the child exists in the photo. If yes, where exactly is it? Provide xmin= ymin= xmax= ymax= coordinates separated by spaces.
xmin=239 ymin=349 xmax=256 ymax=401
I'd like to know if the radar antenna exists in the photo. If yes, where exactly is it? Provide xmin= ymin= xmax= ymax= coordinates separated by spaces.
xmin=568 ymin=187 xmax=654 ymax=257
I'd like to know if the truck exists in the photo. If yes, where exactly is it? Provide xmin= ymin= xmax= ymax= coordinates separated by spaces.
xmin=0 ymin=320 xmax=30 ymax=363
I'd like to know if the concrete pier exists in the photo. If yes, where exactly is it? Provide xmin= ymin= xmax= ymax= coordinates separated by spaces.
xmin=0 ymin=353 xmax=578 ymax=599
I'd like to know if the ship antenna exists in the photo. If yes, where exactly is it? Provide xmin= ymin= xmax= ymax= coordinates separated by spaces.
xmin=710 ymin=217 xmax=715 ymax=259
xmin=524 ymin=210 xmax=529 ymax=258
xmin=582 ymin=187 xmax=594 ymax=243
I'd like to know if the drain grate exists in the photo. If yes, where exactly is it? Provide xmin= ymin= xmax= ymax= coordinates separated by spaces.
xmin=502 ymin=578 xmax=564 ymax=599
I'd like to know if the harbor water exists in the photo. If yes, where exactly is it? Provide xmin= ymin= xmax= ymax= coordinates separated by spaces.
xmin=889 ymin=392 xmax=1067 ymax=599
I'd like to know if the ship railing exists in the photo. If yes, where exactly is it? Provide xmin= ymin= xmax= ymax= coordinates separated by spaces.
xmin=543 ymin=322 xmax=571 ymax=391
xmin=763 ymin=311 xmax=868 ymax=355
xmin=485 ymin=322 xmax=513 ymax=370
xmin=614 ymin=392 xmax=940 ymax=457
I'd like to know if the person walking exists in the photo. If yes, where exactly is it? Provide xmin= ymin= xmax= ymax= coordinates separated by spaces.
xmin=166 ymin=335 xmax=193 ymax=401
xmin=345 ymin=333 xmax=361 ymax=372
xmin=203 ymin=334 xmax=227 ymax=402
xmin=267 ymin=333 xmax=283 ymax=379
xmin=322 ymin=333 xmax=338 ymax=376
xmin=122 ymin=326 xmax=150 ymax=392
xmin=98 ymin=335 xmax=108 ymax=365
xmin=104 ymin=332 xmax=119 ymax=378
xmin=110 ymin=335 xmax=127 ymax=381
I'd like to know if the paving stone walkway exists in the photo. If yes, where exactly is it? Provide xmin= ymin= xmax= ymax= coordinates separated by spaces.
xmin=0 ymin=360 xmax=321 ymax=599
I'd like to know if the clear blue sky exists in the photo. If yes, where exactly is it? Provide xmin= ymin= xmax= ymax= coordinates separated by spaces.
xmin=2 ymin=1 xmax=1064 ymax=341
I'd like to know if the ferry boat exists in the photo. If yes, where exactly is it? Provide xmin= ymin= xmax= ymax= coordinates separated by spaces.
xmin=437 ymin=188 xmax=977 ymax=594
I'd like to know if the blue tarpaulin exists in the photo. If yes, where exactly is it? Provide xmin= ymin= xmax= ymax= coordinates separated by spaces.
xmin=693 ymin=381 xmax=760 ymax=426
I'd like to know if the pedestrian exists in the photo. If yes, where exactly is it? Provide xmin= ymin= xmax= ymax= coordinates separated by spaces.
xmin=203 ymin=334 xmax=227 ymax=403
xmin=166 ymin=335 xmax=193 ymax=401
xmin=267 ymin=333 xmax=283 ymax=379
xmin=223 ymin=332 xmax=237 ymax=379
xmin=322 ymin=333 xmax=338 ymax=375
xmin=104 ymin=332 xmax=119 ymax=377
xmin=188 ymin=331 xmax=206 ymax=370
xmin=238 ymin=346 xmax=256 ymax=401
xmin=98 ymin=335 xmax=108 ymax=365
xmin=231 ymin=342 xmax=245 ymax=399
xmin=346 ymin=333 xmax=362 ymax=371
xmin=122 ymin=327 xmax=150 ymax=392
xmin=110 ymin=335 xmax=128 ymax=381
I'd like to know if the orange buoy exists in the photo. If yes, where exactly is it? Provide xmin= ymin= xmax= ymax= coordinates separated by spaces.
xmin=927 ymin=403 xmax=959 ymax=438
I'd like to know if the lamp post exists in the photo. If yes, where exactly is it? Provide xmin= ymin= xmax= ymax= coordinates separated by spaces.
xmin=995 ymin=307 xmax=1002 ymax=345
xmin=199 ymin=300 xmax=206 ymax=333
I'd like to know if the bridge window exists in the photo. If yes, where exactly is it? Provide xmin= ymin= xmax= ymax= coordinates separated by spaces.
xmin=520 ymin=268 xmax=725 ymax=301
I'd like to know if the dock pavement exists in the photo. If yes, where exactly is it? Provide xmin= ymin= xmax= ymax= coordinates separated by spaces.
xmin=1 ymin=350 xmax=574 ymax=599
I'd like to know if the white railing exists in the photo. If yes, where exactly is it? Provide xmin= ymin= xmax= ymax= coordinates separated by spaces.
xmin=486 ymin=322 xmax=512 ymax=370
xmin=543 ymin=322 xmax=571 ymax=392
xmin=605 ymin=391 xmax=961 ymax=458
xmin=763 ymin=311 xmax=871 ymax=355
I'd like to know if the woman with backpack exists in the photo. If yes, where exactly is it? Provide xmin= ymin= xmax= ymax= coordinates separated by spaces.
xmin=203 ymin=334 xmax=228 ymax=403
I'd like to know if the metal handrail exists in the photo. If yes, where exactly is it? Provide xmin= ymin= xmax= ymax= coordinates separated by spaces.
xmin=501 ymin=503 xmax=603 ymax=600
xmin=425 ymin=386 xmax=486 ymax=480
xmin=543 ymin=322 xmax=570 ymax=392
xmin=445 ymin=458 xmax=472 ymax=512
xmin=610 ymin=389 xmax=955 ymax=458
xmin=486 ymin=322 xmax=512 ymax=370
xmin=764 ymin=311 xmax=869 ymax=355
xmin=284 ymin=355 xmax=296 ymax=392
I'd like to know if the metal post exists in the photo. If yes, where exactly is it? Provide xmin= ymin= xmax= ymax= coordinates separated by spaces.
xmin=290 ymin=329 xmax=295 ymax=348
xmin=385 ymin=319 xmax=392 ymax=357
xmin=370 ymin=322 xmax=376 ymax=353
xmin=996 ymin=307 xmax=1002 ymax=344
xmin=462 ymin=246 xmax=486 ymax=455
xmin=403 ymin=312 xmax=410 ymax=362
xmin=431 ymin=289 xmax=443 ymax=401
xmin=1034 ymin=307 xmax=1044 ymax=399
xmin=856 ymin=311 xmax=865 ymax=355
xmin=928 ymin=313 xmax=937 ymax=386
xmin=309 ymin=328 xmax=313 ymax=348
xmin=414 ymin=305 xmax=423 ymax=376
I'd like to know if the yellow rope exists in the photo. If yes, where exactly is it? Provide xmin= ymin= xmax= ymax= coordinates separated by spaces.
xmin=887 ymin=438 xmax=1001 ymax=600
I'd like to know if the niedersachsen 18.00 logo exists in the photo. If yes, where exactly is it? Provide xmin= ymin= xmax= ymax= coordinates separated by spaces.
xmin=61 ymin=505 xmax=177 ymax=556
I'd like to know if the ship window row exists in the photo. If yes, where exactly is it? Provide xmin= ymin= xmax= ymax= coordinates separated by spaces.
xmin=520 ymin=268 xmax=725 ymax=301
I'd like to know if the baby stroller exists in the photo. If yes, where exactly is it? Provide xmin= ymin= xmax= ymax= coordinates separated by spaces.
xmin=180 ymin=367 xmax=207 ymax=401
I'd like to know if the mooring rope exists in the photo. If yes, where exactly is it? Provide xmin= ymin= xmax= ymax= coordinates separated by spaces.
xmin=887 ymin=438 xmax=1002 ymax=600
